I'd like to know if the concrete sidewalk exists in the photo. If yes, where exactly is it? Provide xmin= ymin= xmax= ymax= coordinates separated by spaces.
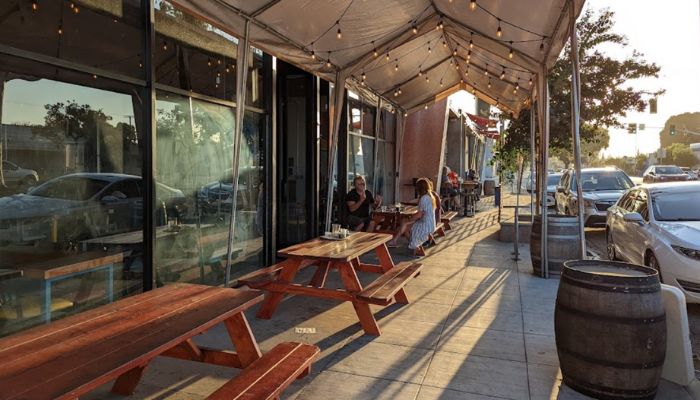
xmin=87 ymin=199 xmax=693 ymax=400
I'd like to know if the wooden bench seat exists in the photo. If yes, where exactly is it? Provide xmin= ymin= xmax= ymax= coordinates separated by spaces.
xmin=206 ymin=342 xmax=319 ymax=400
xmin=441 ymin=211 xmax=458 ymax=230
xmin=235 ymin=263 xmax=286 ymax=289
xmin=428 ymin=222 xmax=446 ymax=245
xmin=357 ymin=262 xmax=423 ymax=305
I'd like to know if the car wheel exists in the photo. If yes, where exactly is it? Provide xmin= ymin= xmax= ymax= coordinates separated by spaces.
xmin=646 ymin=252 xmax=664 ymax=282
xmin=606 ymin=229 xmax=618 ymax=260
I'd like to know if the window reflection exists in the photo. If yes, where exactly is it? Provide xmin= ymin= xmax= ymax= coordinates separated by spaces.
xmin=347 ymin=135 xmax=374 ymax=189
xmin=0 ymin=72 xmax=143 ymax=337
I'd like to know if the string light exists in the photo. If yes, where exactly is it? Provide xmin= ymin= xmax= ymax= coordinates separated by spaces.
xmin=311 ymin=50 xmax=316 ymax=60
xmin=394 ymin=89 xmax=399 ymax=97
xmin=472 ymin=86 xmax=476 ymax=94
xmin=361 ymin=71 xmax=366 ymax=81
xmin=439 ymin=79 xmax=444 ymax=87
xmin=470 ymin=0 xmax=477 ymax=11
xmin=496 ymin=98 xmax=500 ymax=107
xmin=217 ymin=59 xmax=222 ymax=65
xmin=427 ymin=42 xmax=431 ymax=54
xmin=336 ymin=22 xmax=342 ymax=39
xmin=469 ymin=34 xmax=474 ymax=49
xmin=412 ymin=24 xmax=418 ymax=34
xmin=373 ymin=41 xmax=378 ymax=57
xmin=467 ymin=50 xmax=472 ymax=60
xmin=162 ymin=40 xmax=167 ymax=51
xmin=487 ymin=79 xmax=492 ymax=89
xmin=514 ymin=82 xmax=520 ymax=92
xmin=57 ymin=23 xmax=63 ymax=35
xmin=31 ymin=0 xmax=37 ymax=11
xmin=453 ymin=49 xmax=458 ymax=56
xmin=425 ymin=75 xmax=430 ymax=83
xmin=398 ymin=87 xmax=402 ymax=95
xmin=425 ymin=104 xmax=429 ymax=110
xmin=465 ymin=67 xmax=469 ymax=76
xmin=326 ymin=51 xmax=332 ymax=68
xmin=529 ymin=76 xmax=534 ymax=86
xmin=207 ymin=58 xmax=212 ymax=67
xmin=509 ymin=42 xmax=514 ymax=59
xmin=442 ymin=40 xmax=447 ymax=48
xmin=225 ymin=65 xmax=231 ymax=73
xmin=500 ymin=68 xmax=506 ymax=80
xmin=496 ymin=19 xmax=503 ymax=38
xmin=385 ymin=52 xmax=390 ymax=61
xmin=418 ymin=67 xmax=422 ymax=77
xmin=540 ymin=40 xmax=545 ymax=53
xmin=394 ymin=59 xmax=399 ymax=71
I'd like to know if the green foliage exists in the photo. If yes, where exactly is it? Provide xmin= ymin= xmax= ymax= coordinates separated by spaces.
xmin=503 ymin=7 xmax=662 ymax=168
xmin=665 ymin=143 xmax=698 ymax=167
xmin=659 ymin=112 xmax=700 ymax=148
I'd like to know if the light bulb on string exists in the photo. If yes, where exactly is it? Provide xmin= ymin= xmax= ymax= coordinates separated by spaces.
xmin=509 ymin=42 xmax=514 ymax=59
xmin=398 ymin=87 xmax=402 ymax=95
xmin=412 ymin=24 xmax=418 ymax=34
xmin=385 ymin=52 xmax=390 ymax=61
xmin=425 ymin=75 xmax=430 ymax=83
xmin=394 ymin=60 xmax=399 ymax=71
xmin=515 ymin=82 xmax=520 ymax=92
xmin=529 ymin=76 xmax=533 ymax=86
xmin=372 ymin=41 xmax=378 ymax=57
xmin=418 ymin=66 xmax=422 ymax=77
xmin=470 ymin=0 xmax=477 ymax=11
xmin=31 ymin=0 xmax=38 ymax=11
xmin=439 ymin=80 xmax=443 ymax=87
xmin=425 ymin=104 xmax=429 ymax=110
xmin=469 ymin=34 xmax=474 ymax=49
xmin=467 ymin=50 xmax=471 ymax=60
xmin=225 ymin=65 xmax=230 ymax=73
xmin=496 ymin=19 xmax=503 ymax=38
xmin=487 ymin=79 xmax=492 ymax=89
xmin=394 ymin=89 xmax=398 ymax=97
xmin=57 ymin=23 xmax=63 ymax=35
xmin=162 ymin=40 xmax=168 ymax=51
xmin=207 ymin=58 xmax=212 ymax=67
xmin=326 ymin=52 xmax=332 ymax=68
xmin=472 ymin=86 xmax=476 ymax=94
xmin=71 ymin=3 xmax=79 ymax=13
xmin=500 ymin=69 xmax=505 ymax=80
xmin=540 ymin=39 xmax=545 ymax=53
xmin=311 ymin=50 xmax=315 ymax=60
xmin=442 ymin=40 xmax=447 ymax=48
xmin=336 ymin=22 xmax=342 ymax=39
xmin=361 ymin=71 xmax=366 ymax=81
xmin=455 ymin=63 xmax=460 ymax=71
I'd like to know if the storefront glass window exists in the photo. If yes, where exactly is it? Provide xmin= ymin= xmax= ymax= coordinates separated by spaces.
xmin=0 ymin=66 xmax=143 ymax=337
xmin=0 ymin=0 xmax=145 ymax=79
xmin=347 ymin=135 xmax=374 ymax=189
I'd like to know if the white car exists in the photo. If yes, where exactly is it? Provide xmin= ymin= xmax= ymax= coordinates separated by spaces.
xmin=606 ymin=182 xmax=700 ymax=303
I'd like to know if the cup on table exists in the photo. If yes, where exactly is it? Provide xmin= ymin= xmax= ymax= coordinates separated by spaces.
xmin=331 ymin=224 xmax=341 ymax=234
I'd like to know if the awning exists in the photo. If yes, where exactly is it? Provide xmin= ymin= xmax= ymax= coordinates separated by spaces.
xmin=170 ymin=0 xmax=585 ymax=114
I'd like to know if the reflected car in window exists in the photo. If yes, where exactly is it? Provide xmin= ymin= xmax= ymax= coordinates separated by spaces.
xmin=642 ymin=165 xmax=691 ymax=183
xmin=606 ymin=182 xmax=700 ymax=303
xmin=0 ymin=173 xmax=184 ymax=250
xmin=1 ymin=160 xmax=39 ymax=193
xmin=680 ymin=167 xmax=698 ymax=181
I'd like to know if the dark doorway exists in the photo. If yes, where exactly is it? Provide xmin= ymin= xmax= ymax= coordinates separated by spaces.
xmin=276 ymin=61 xmax=317 ymax=248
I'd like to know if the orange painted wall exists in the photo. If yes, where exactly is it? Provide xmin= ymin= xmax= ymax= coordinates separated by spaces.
xmin=398 ymin=99 xmax=449 ymax=202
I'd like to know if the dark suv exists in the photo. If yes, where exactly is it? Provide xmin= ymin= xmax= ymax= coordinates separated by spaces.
xmin=643 ymin=165 xmax=692 ymax=183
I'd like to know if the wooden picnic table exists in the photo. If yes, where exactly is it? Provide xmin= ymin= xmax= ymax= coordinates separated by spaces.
xmin=0 ymin=251 xmax=125 ymax=322
xmin=371 ymin=205 xmax=418 ymax=234
xmin=238 ymin=232 xmax=422 ymax=336
xmin=0 ymin=284 xmax=265 ymax=400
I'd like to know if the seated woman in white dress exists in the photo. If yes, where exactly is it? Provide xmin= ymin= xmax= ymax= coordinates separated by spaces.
xmin=387 ymin=178 xmax=435 ymax=256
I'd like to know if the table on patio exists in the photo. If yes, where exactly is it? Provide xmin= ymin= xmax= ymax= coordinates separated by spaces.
xmin=0 ymin=284 xmax=270 ymax=399
xmin=0 ymin=251 xmax=125 ymax=322
xmin=371 ymin=205 xmax=418 ymax=235
xmin=239 ymin=232 xmax=422 ymax=336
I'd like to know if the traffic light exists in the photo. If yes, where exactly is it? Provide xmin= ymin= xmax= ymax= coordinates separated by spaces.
xmin=649 ymin=99 xmax=657 ymax=114
xmin=670 ymin=124 xmax=676 ymax=136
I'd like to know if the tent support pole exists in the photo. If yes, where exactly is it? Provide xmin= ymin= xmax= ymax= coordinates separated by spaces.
xmin=570 ymin=8 xmax=587 ymax=259
xmin=324 ymin=71 xmax=348 ymax=231
xmin=538 ymin=67 xmax=550 ymax=279
xmin=224 ymin=20 xmax=251 ymax=287
xmin=529 ymin=105 xmax=535 ymax=222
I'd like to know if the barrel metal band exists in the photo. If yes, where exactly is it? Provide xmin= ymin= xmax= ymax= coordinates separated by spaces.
xmin=561 ymin=273 xmax=660 ymax=294
xmin=558 ymin=345 xmax=666 ymax=369
xmin=556 ymin=302 xmax=666 ymax=325
xmin=563 ymin=375 xmax=659 ymax=399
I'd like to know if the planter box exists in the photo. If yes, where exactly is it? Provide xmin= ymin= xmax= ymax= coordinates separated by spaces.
xmin=499 ymin=221 xmax=532 ymax=243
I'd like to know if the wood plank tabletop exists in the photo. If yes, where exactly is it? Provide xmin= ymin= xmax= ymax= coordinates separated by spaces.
xmin=80 ymin=224 xmax=217 ymax=246
xmin=0 ymin=251 xmax=125 ymax=280
xmin=0 ymin=284 xmax=264 ymax=400
xmin=277 ymin=232 xmax=392 ymax=262
xmin=372 ymin=205 xmax=418 ymax=217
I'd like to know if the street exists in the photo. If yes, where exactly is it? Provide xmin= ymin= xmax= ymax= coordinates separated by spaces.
xmin=586 ymin=228 xmax=700 ymax=377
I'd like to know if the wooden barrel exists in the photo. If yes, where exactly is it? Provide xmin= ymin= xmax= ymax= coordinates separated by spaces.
xmin=555 ymin=260 xmax=666 ymax=400
xmin=530 ymin=214 xmax=581 ymax=276
xmin=483 ymin=180 xmax=495 ymax=195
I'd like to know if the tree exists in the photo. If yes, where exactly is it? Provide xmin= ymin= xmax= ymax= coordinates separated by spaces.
xmin=659 ymin=112 xmax=700 ymax=148
xmin=665 ymin=143 xmax=698 ymax=167
xmin=503 ymin=7 xmax=663 ymax=167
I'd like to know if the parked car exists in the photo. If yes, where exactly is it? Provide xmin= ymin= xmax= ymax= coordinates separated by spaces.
xmin=642 ymin=165 xmax=691 ymax=183
xmin=680 ymin=167 xmax=698 ymax=180
xmin=0 ymin=173 xmax=185 ymax=250
xmin=545 ymin=173 xmax=562 ymax=208
xmin=555 ymin=167 xmax=634 ymax=227
xmin=1 ymin=160 xmax=39 ymax=192
xmin=606 ymin=182 xmax=700 ymax=303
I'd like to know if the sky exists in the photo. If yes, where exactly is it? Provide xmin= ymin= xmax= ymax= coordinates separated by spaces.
xmin=450 ymin=0 xmax=700 ymax=159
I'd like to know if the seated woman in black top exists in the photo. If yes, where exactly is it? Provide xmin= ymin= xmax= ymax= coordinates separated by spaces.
xmin=346 ymin=175 xmax=382 ymax=231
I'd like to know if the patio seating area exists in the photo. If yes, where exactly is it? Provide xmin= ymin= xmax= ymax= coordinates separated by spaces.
xmin=77 ymin=195 xmax=692 ymax=400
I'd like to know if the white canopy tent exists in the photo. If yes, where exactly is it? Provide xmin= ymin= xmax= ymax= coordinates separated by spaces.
xmin=167 ymin=0 xmax=587 ymax=280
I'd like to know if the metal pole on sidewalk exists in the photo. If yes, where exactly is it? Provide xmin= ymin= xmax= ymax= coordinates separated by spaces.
xmin=324 ymin=71 xmax=348 ymax=231
xmin=529 ymin=106 xmax=535 ymax=223
xmin=225 ymin=21 xmax=251 ymax=287
xmin=538 ymin=68 xmax=550 ymax=278
xmin=513 ymin=155 xmax=521 ymax=261
xmin=570 ymin=8 xmax=587 ymax=259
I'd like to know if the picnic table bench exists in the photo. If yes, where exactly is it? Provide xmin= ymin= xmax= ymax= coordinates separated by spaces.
xmin=441 ymin=210 xmax=459 ymax=230
xmin=236 ymin=232 xmax=422 ymax=336
xmin=0 ymin=283 xmax=318 ymax=400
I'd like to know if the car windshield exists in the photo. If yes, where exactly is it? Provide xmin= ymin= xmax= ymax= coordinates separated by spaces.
xmin=656 ymin=166 xmax=683 ymax=174
xmin=31 ymin=176 xmax=109 ymax=201
xmin=548 ymin=175 xmax=561 ymax=185
xmin=652 ymin=191 xmax=700 ymax=221
xmin=577 ymin=171 xmax=633 ymax=191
